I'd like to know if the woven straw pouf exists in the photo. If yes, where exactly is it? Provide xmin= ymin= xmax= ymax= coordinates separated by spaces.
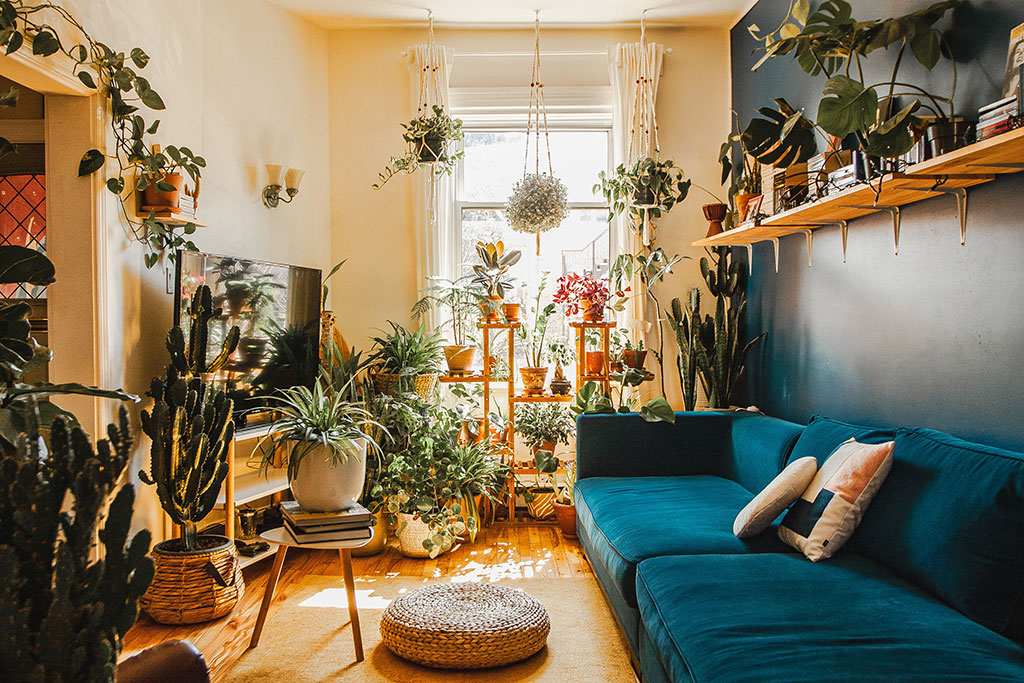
xmin=380 ymin=583 xmax=550 ymax=669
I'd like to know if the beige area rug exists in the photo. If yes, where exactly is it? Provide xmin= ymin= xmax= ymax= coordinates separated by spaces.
xmin=227 ymin=576 xmax=635 ymax=682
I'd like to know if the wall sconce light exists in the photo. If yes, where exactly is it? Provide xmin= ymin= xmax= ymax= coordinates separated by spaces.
xmin=262 ymin=164 xmax=305 ymax=208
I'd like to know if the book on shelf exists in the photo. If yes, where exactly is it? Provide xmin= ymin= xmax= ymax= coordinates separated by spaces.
xmin=1003 ymin=22 xmax=1024 ymax=99
xmin=280 ymin=500 xmax=372 ymax=528
xmin=283 ymin=518 xmax=372 ymax=544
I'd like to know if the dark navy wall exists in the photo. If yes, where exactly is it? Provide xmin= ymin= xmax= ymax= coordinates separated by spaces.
xmin=732 ymin=0 xmax=1024 ymax=451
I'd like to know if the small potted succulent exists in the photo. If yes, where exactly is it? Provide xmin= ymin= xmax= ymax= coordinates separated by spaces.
xmin=517 ymin=275 xmax=555 ymax=396
xmin=138 ymin=144 xmax=205 ymax=211
xmin=554 ymin=272 xmax=610 ymax=322
xmin=471 ymin=240 xmax=521 ymax=321
xmin=547 ymin=337 xmax=575 ymax=395
xmin=412 ymin=275 xmax=487 ymax=375
xmin=506 ymin=173 xmax=570 ymax=254
xmin=515 ymin=403 xmax=575 ymax=458
xmin=368 ymin=322 xmax=443 ymax=399
xmin=374 ymin=104 xmax=464 ymax=188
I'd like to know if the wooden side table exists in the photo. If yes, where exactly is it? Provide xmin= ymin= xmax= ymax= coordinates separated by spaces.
xmin=248 ymin=527 xmax=372 ymax=661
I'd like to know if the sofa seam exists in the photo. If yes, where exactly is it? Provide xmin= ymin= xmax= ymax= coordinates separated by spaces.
xmin=899 ymin=427 xmax=1024 ymax=464
xmin=635 ymin=563 xmax=699 ymax=683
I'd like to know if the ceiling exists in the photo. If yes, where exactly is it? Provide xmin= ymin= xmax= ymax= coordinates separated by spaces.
xmin=267 ymin=0 xmax=752 ymax=29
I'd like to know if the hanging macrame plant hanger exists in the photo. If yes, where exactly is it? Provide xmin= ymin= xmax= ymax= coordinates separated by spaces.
xmin=628 ymin=11 xmax=661 ymax=245
xmin=506 ymin=11 xmax=569 ymax=256
xmin=414 ymin=11 xmax=447 ymax=164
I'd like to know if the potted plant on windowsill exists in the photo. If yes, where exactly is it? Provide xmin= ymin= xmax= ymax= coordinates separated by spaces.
xmin=412 ymin=275 xmax=487 ymax=375
xmin=554 ymin=272 xmax=611 ymax=322
xmin=368 ymin=322 xmax=443 ymax=399
xmin=374 ymin=104 xmax=465 ymax=188
xmin=139 ymin=285 xmax=244 ymax=625
xmin=515 ymin=403 xmax=575 ymax=462
xmin=471 ymin=240 xmax=521 ymax=321
xmin=517 ymin=274 xmax=556 ymax=396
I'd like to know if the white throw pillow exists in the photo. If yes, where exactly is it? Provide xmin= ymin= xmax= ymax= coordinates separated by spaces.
xmin=733 ymin=457 xmax=819 ymax=539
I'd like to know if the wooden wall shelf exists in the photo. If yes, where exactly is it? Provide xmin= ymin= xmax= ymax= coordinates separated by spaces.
xmin=134 ymin=211 xmax=207 ymax=228
xmin=691 ymin=127 xmax=1024 ymax=258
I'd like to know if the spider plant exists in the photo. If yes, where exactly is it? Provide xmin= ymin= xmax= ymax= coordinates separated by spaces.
xmin=368 ymin=322 xmax=443 ymax=377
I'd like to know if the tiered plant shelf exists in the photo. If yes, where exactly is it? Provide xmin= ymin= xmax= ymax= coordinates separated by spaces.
xmin=692 ymin=127 xmax=1024 ymax=259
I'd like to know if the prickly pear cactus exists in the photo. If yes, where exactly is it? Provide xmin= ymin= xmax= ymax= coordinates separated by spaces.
xmin=0 ymin=405 xmax=153 ymax=682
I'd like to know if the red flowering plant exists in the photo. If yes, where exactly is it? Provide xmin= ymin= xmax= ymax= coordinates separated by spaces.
xmin=553 ymin=272 xmax=626 ymax=319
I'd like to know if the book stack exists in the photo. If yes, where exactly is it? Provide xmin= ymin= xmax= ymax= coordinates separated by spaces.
xmin=281 ymin=500 xmax=373 ymax=544
xmin=177 ymin=193 xmax=198 ymax=219
xmin=977 ymin=96 xmax=1019 ymax=142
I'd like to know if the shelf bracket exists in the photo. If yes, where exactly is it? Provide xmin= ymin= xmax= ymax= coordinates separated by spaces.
xmin=901 ymin=186 xmax=969 ymax=245
xmin=770 ymin=238 xmax=780 ymax=273
xmin=743 ymin=243 xmax=753 ymax=275
xmin=841 ymin=205 xmax=901 ymax=255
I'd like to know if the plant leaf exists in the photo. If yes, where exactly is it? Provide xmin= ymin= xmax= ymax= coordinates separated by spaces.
xmin=78 ymin=149 xmax=105 ymax=176
xmin=76 ymin=70 xmax=96 ymax=89
xmin=817 ymin=75 xmax=879 ymax=139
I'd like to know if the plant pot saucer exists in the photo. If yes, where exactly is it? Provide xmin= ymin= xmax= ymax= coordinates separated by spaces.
xmin=141 ymin=204 xmax=182 ymax=213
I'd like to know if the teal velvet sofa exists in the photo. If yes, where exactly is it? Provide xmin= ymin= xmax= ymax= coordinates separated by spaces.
xmin=575 ymin=411 xmax=1024 ymax=682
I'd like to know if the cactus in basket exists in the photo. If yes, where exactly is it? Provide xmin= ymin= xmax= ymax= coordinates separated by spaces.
xmin=667 ymin=288 xmax=701 ymax=411
xmin=694 ymin=248 xmax=764 ymax=409
xmin=0 ymin=406 xmax=154 ymax=681
xmin=140 ymin=284 xmax=239 ymax=550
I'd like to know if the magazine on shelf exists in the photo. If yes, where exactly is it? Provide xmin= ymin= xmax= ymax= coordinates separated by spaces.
xmin=280 ymin=500 xmax=372 ymax=528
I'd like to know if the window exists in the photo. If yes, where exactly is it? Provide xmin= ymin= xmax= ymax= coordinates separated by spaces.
xmin=455 ymin=128 xmax=612 ymax=320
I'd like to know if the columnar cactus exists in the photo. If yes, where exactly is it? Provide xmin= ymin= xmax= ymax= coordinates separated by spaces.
xmin=140 ymin=284 xmax=239 ymax=550
xmin=0 ymin=406 xmax=153 ymax=682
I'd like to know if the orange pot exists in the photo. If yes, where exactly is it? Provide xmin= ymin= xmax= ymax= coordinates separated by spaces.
xmin=553 ymin=502 xmax=577 ymax=539
xmin=143 ymin=172 xmax=184 ymax=209
xmin=520 ymin=367 xmax=548 ymax=396
xmin=481 ymin=296 xmax=503 ymax=322
xmin=580 ymin=298 xmax=603 ymax=322
xmin=503 ymin=303 xmax=521 ymax=322
xmin=585 ymin=351 xmax=605 ymax=376
xmin=622 ymin=349 xmax=648 ymax=370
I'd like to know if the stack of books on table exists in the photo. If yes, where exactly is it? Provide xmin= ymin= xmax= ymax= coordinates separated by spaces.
xmin=977 ymin=96 xmax=1019 ymax=142
xmin=281 ymin=500 xmax=373 ymax=544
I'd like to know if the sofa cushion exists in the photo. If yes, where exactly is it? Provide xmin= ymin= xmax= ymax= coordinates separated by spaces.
xmin=635 ymin=553 xmax=1024 ymax=683
xmin=733 ymin=456 xmax=817 ymax=538
xmin=574 ymin=476 xmax=790 ymax=608
xmin=787 ymin=414 xmax=895 ymax=466
xmin=725 ymin=412 xmax=805 ymax=493
xmin=849 ymin=427 xmax=1024 ymax=636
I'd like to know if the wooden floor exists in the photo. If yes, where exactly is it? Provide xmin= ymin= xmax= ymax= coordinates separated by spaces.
xmin=123 ymin=522 xmax=593 ymax=682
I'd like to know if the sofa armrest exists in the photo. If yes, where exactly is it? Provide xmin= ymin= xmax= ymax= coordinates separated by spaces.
xmin=576 ymin=412 xmax=734 ymax=480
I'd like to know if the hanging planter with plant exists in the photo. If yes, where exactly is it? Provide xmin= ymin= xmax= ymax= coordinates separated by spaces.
xmin=505 ymin=12 xmax=570 ymax=256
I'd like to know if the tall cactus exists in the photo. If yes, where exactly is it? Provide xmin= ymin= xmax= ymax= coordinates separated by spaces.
xmin=694 ymin=248 xmax=764 ymax=409
xmin=0 ymin=406 xmax=154 ymax=682
xmin=140 ymin=285 xmax=239 ymax=550
xmin=667 ymin=288 xmax=701 ymax=411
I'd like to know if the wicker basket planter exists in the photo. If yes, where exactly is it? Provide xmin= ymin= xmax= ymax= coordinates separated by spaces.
xmin=372 ymin=372 xmax=438 ymax=399
xmin=141 ymin=534 xmax=244 ymax=625
xmin=396 ymin=513 xmax=445 ymax=558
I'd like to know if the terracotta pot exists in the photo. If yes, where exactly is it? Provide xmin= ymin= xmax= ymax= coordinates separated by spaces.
xmin=520 ymin=367 xmax=549 ymax=396
xmin=622 ymin=349 xmax=648 ymax=370
xmin=503 ymin=303 xmax=521 ymax=322
xmin=481 ymin=295 xmax=503 ymax=322
xmin=585 ymin=351 xmax=605 ymax=376
xmin=734 ymin=193 xmax=761 ymax=223
xmin=443 ymin=345 xmax=477 ymax=375
xmin=460 ymin=417 xmax=488 ymax=444
xmin=143 ymin=172 xmax=184 ymax=209
xmin=553 ymin=502 xmax=577 ymax=539
xmin=532 ymin=440 xmax=556 ymax=456
xmin=352 ymin=511 xmax=387 ymax=557
xmin=580 ymin=298 xmax=603 ymax=322
xmin=703 ymin=203 xmax=728 ymax=238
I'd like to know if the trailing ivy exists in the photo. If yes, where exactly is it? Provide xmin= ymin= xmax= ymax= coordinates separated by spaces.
xmin=0 ymin=0 xmax=204 ymax=268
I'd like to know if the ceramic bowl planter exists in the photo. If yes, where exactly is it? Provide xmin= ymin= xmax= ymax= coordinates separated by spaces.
xmin=142 ymin=172 xmax=184 ymax=210
xmin=443 ymin=345 xmax=477 ymax=375
xmin=703 ymin=203 xmax=728 ymax=238
xmin=550 ymin=377 xmax=572 ymax=395
xmin=289 ymin=440 xmax=367 ymax=512
xmin=142 ymin=534 xmax=244 ymax=625
xmin=553 ymin=502 xmax=577 ymax=539
xmin=734 ymin=193 xmax=761 ymax=223
xmin=520 ymin=367 xmax=549 ymax=396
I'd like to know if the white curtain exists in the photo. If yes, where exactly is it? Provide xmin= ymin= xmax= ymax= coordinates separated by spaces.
xmin=608 ymin=42 xmax=664 ymax=376
xmin=408 ymin=44 xmax=457 ymax=327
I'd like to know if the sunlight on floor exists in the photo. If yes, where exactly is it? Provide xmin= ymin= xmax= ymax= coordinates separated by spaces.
xmin=299 ymin=588 xmax=392 ymax=610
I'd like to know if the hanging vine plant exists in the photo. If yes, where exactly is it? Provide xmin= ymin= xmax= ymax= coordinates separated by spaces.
xmin=0 ymin=0 xmax=203 ymax=269
xmin=506 ymin=12 xmax=570 ymax=256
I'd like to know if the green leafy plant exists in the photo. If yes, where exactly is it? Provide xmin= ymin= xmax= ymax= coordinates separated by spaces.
xmin=515 ymin=403 xmax=575 ymax=451
xmin=570 ymin=373 xmax=676 ymax=424
xmin=694 ymin=248 xmax=765 ymax=409
xmin=321 ymin=259 xmax=347 ymax=311
xmin=595 ymin=156 xmax=692 ymax=230
xmin=412 ymin=275 xmax=487 ymax=346
xmin=139 ymin=285 xmax=240 ymax=550
xmin=0 ymin=406 xmax=153 ymax=682
xmin=547 ymin=337 xmax=575 ymax=368
xmin=253 ymin=321 xmax=320 ymax=392
xmin=0 ymin=1 xmax=206 ymax=267
xmin=374 ymin=105 xmax=465 ymax=188
xmin=666 ymin=288 xmax=702 ymax=411
xmin=517 ymin=273 xmax=556 ymax=368
xmin=369 ymin=322 xmax=443 ymax=381
xmin=471 ymin=240 xmax=522 ymax=300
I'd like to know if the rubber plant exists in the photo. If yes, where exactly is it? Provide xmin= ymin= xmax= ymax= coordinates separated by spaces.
xmin=0 ymin=0 xmax=205 ymax=268
xmin=743 ymin=0 xmax=960 ymax=193
xmin=139 ymin=284 xmax=240 ymax=550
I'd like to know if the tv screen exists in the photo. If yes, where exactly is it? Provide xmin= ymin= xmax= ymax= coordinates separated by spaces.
xmin=175 ymin=250 xmax=321 ymax=418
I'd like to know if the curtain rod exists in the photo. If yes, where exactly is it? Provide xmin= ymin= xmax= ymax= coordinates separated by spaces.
xmin=400 ymin=48 xmax=673 ymax=58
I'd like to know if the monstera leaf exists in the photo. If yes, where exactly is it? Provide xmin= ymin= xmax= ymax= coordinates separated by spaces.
xmin=742 ymin=99 xmax=817 ymax=168
xmin=817 ymin=75 xmax=879 ymax=139
xmin=865 ymin=101 xmax=921 ymax=158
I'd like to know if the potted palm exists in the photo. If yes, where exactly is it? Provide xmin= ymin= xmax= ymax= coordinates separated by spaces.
xmin=412 ymin=275 xmax=487 ymax=375
xmin=368 ymin=322 xmax=443 ymax=399
xmin=374 ymin=104 xmax=465 ymax=188
xmin=517 ymin=275 xmax=556 ymax=396
xmin=139 ymin=285 xmax=243 ymax=625
xmin=260 ymin=375 xmax=382 ymax=512
xmin=471 ymin=241 xmax=521 ymax=320
xmin=515 ymin=403 xmax=575 ymax=460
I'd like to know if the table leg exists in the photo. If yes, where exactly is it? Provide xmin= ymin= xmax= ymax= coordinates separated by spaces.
xmin=249 ymin=545 xmax=287 ymax=648
xmin=339 ymin=548 xmax=363 ymax=662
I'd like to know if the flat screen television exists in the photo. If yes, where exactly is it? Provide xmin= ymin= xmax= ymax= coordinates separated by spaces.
xmin=175 ymin=250 xmax=321 ymax=420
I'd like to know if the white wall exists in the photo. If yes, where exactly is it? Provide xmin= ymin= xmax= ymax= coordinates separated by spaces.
xmin=327 ymin=25 xmax=731 ymax=407
xmin=33 ymin=0 xmax=332 ymax=537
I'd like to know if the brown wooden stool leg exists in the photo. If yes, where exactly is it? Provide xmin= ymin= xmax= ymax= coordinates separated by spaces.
xmin=249 ymin=545 xmax=287 ymax=648
xmin=340 ymin=548 xmax=363 ymax=662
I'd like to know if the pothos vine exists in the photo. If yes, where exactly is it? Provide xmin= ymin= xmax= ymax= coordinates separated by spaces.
xmin=0 ymin=0 xmax=203 ymax=268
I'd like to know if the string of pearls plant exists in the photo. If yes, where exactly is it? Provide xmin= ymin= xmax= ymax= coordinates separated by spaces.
xmin=505 ymin=173 xmax=569 ymax=237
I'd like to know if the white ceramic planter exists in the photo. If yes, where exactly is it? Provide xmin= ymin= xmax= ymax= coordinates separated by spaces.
xmin=289 ymin=439 xmax=366 ymax=512
xmin=396 ymin=512 xmax=438 ymax=558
